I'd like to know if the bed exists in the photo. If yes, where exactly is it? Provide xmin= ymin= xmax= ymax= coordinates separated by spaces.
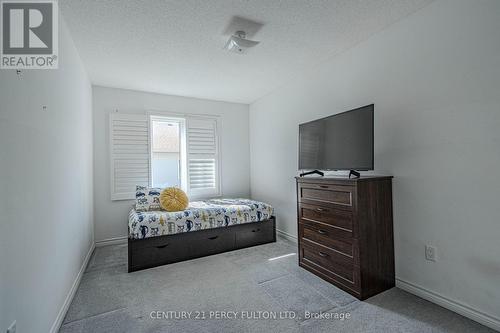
xmin=128 ymin=198 xmax=276 ymax=272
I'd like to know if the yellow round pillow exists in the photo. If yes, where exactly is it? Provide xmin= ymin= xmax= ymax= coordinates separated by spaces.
xmin=160 ymin=187 xmax=189 ymax=212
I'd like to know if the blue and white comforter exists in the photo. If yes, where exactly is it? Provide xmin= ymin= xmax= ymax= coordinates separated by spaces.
xmin=129 ymin=198 xmax=274 ymax=239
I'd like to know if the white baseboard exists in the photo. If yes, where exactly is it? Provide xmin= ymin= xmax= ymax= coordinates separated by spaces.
xmin=50 ymin=242 xmax=95 ymax=333
xmin=276 ymin=229 xmax=298 ymax=243
xmin=396 ymin=277 xmax=500 ymax=332
xmin=95 ymin=236 xmax=128 ymax=247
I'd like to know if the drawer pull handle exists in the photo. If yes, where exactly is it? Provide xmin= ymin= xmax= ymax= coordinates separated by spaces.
xmin=319 ymin=185 xmax=329 ymax=189
xmin=316 ymin=208 xmax=327 ymax=212
xmin=318 ymin=251 xmax=328 ymax=257
xmin=252 ymin=228 xmax=261 ymax=233
xmin=156 ymin=244 xmax=169 ymax=249
xmin=317 ymin=229 xmax=327 ymax=235
xmin=208 ymin=236 xmax=219 ymax=240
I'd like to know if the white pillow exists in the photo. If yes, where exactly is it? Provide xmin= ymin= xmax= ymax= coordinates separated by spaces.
xmin=135 ymin=185 xmax=162 ymax=211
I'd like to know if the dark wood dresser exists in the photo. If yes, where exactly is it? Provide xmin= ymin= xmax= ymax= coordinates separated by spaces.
xmin=296 ymin=176 xmax=394 ymax=300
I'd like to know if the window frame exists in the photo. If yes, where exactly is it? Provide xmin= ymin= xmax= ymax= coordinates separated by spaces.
xmin=149 ymin=115 xmax=187 ymax=191
xmin=109 ymin=111 xmax=223 ymax=201
xmin=146 ymin=111 xmax=222 ymax=200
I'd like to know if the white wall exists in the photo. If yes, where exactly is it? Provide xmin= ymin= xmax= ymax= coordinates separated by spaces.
xmin=0 ymin=19 xmax=94 ymax=333
xmin=93 ymin=86 xmax=250 ymax=242
xmin=249 ymin=0 xmax=500 ymax=325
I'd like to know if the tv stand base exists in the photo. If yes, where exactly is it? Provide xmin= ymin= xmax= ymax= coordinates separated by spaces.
xmin=349 ymin=170 xmax=361 ymax=179
xmin=300 ymin=170 xmax=324 ymax=177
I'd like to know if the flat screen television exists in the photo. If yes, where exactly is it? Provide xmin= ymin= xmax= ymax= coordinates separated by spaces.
xmin=299 ymin=104 xmax=374 ymax=172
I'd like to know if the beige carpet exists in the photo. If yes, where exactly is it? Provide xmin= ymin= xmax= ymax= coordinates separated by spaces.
xmin=59 ymin=238 xmax=494 ymax=333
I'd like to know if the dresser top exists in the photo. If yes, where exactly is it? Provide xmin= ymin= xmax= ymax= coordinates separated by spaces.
xmin=295 ymin=175 xmax=393 ymax=183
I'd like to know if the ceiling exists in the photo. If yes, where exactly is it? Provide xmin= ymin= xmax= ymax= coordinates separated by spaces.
xmin=60 ymin=0 xmax=433 ymax=104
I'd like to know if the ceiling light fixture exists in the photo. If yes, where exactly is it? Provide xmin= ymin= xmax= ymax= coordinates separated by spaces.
xmin=223 ymin=31 xmax=260 ymax=54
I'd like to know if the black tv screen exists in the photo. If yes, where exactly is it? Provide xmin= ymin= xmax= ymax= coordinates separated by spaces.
xmin=299 ymin=104 xmax=374 ymax=171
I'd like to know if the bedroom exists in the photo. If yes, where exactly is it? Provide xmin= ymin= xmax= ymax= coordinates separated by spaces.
xmin=1 ymin=0 xmax=499 ymax=332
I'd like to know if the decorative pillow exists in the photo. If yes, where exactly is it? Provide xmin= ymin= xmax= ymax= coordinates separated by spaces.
xmin=135 ymin=185 xmax=162 ymax=211
xmin=160 ymin=187 xmax=189 ymax=212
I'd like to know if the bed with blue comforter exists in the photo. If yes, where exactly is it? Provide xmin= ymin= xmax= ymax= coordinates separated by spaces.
xmin=129 ymin=198 xmax=274 ymax=240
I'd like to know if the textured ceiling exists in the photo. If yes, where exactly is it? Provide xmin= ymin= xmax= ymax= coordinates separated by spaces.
xmin=61 ymin=0 xmax=433 ymax=104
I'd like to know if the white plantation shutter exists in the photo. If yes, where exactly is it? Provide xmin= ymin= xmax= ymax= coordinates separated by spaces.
xmin=110 ymin=113 xmax=150 ymax=200
xmin=186 ymin=117 xmax=220 ymax=197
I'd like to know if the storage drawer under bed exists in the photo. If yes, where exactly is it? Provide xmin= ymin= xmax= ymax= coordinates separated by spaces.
xmin=128 ymin=217 xmax=276 ymax=272
xmin=129 ymin=236 xmax=190 ymax=271
xmin=234 ymin=219 xmax=276 ymax=248
xmin=188 ymin=228 xmax=235 ymax=258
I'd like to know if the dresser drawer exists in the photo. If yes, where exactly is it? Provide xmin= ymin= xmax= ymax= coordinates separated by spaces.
xmin=299 ymin=223 xmax=356 ymax=259
xmin=299 ymin=202 xmax=353 ymax=234
xmin=299 ymin=242 xmax=359 ymax=288
xmin=298 ymin=182 xmax=354 ymax=209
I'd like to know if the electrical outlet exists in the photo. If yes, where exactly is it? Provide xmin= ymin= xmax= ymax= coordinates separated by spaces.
xmin=7 ymin=320 xmax=16 ymax=333
xmin=425 ymin=245 xmax=437 ymax=262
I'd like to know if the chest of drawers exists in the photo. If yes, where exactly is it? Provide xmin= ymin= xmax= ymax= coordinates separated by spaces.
xmin=296 ymin=176 xmax=394 ymax=300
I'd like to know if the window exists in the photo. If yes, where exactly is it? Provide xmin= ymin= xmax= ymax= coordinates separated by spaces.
xmin=110 ymin=113 xmax=220 ymax=200
xmin=150 ymin=117 xmax=185 ymax=189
